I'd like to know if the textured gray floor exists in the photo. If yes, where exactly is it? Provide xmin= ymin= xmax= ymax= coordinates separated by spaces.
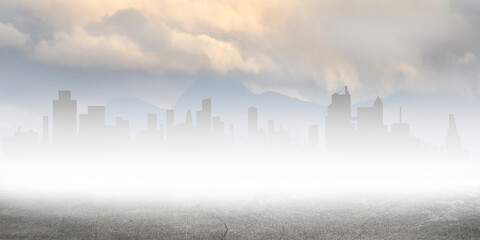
xmin=1 ymin=193 xmax=480 ymax=240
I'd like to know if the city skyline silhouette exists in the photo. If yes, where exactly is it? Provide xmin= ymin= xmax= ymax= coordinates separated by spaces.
xmin=2 ymin=86 xmax=467 ymax=162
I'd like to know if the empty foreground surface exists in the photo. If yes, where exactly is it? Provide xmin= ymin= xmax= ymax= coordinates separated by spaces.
xmin=1 ymin=191 xmax=480 ymax=240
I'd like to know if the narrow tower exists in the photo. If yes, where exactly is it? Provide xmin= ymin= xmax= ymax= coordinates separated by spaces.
xmin=446 ymin=114 xmax=462 ymax=155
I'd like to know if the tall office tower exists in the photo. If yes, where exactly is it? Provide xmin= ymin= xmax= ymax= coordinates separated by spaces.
xmin=185 ymin=110 xmax=193 ymax=127
xmin=53 ymin=90 xmax=77 ymax=143
xmin=166 ymin=109 xmax=174 ymax=140
xmin=325 ymin=86 xmax=354 ymax=151
xmin=202 ymin=98 xmax=211 ymax=125
xmin=148 ymin=114 xmax=157 ymax=131
xmin=357 ymin=97 xmax=384 ymax=134
xmin=79 ymin=106 xmax=105 ymax=140
xmin=268 ymin=120 xmax=274 ymax=141
xmin=308 ymin=124 xmax=319 ymax=147
xmin=248 ymin=107 xmax=258 ymax=141
xmin=43 ymin=116 xmax=49 ymax=143
xmin=196 ymin=98 xmax=212 ymax=134
xmin=229 ymin=124 xmax=234 ymax=140
xmin=446 ymin=114 xmax=462 ymax=155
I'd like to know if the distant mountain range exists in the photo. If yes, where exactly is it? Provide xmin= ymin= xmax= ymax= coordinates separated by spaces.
xmin=106 ymin=79 xmax=326 ymax=142
xmin=105 ymin=97 xmax=165 ymax=133
xmin=104 ymin=79 xmax=480 ymax=153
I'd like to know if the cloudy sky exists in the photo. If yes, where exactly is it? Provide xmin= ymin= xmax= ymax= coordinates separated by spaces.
xmin=0 ymin=0 xmax=479 ymax=129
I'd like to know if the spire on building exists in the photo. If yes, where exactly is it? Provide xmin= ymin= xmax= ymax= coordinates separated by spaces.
xmin=374 ymin=96 xmax=382 ymax=108
xmin=446 ymin=114 xmax=461 ymax=153
xmin=186 ymin=109 xmax=193 ymax=127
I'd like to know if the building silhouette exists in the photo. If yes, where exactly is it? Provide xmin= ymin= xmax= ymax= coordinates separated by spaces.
xmin=148 ymin=114 xmax=157 ymax=132
xmin=212 ymin=116 xmax=225 ymax=137
xmin=308 ymin=125 xmax=319 ymax=147
xmin=387 ymin=107 xmax=421 ymax=155
xmin=136 ymin=114 xmax=163 ymax=143
xmin=266 ymin=120 xmax=290 ymax=146
xmin=79 ymin=106 xmax=106 ymax=141
xmin=42 ymin=116 xmax=49 ymax=143
xmin=185 ymin=109 xmax=193 ymax=127
xmin=166 ymin=109 xmax=174 ymax=141
xmin=445 ymin=114 xmax=466 ymax=158
xmin=4 ymin=127 xmax=38 ymax=157
xmin=229 ymin=124 xmax=234 ymax=140
xmin=53 ymin=91 xmax=77 ymax=143
xmin=271 ymin=123 xmax=290 ymax=146
xmin=170 ymin=109 xmax=195 ymax=142
xmin=356 ymin=97 xmax=384 ymax=134
xmin=196 ymin=98 xmax=212 ymax=135
xmin=112 ymin=117 xmax=130 ymax=142
xmin=324 ymin=87 xmax=426 ymax=157
xmin=268 ymin=120 xmax=274 ymax=142
xmin=390 ymin=108 xmax=410 ymax=139
xmin=355 ymin=96 xmax=387 ymax=154
xmin=2 ymin=89 xmax=470 ymax=161
xmin=325 ymin=86 xmax=354 ymax=151
xmin=248 ymin=107 xmax=258 ymax=141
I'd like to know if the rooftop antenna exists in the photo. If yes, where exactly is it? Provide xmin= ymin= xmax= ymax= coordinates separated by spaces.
xmin=337 ymin=86 xmax=349 ymax=95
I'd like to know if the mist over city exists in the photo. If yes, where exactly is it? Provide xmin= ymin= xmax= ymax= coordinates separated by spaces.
xmin=1 ymin=0 xmax=480 ymax=239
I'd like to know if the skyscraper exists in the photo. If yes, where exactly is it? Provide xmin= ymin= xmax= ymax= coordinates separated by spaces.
xmin=268 ymin=120 xmax=274 ymax=142
xmin=42 ymin=116 xmax=49 ymax=143
xmin=52 ymin=90 xmax=77 ymax=143
xmin=185 ymin=109 xmax=193 ymax=127
xmin=196 ymin=98 xmax=212 ymax=135
xmin=248 ymin=107 xmax=258 ymax=141
xmin=203 ymin=98 xmax=211 ymax=124
xmin=229 ymin=124 xmax=234 ymax=140
xmin=308 ymin=125 xmax=319 ymax=147
xmin=446 ymin=114 xmax=462 ymax=155
xmin=325 ymin=86 xmax=354 ymax=151
xmin=166 ymin=109 xmax=174 ymax=140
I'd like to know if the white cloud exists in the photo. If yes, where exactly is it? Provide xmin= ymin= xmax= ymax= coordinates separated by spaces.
xmin=0 ymin=22 xmax=31 ymax=49
xmin=170 ymin=31 xmax=259 ymax=73
xmin=28 ymin=11 xmax=261 ymax=73
xmin=2 ymin=0 xmax=480 ymax=102
xmin=323 ymin=61 xmax=361 ymax=93
xmin=30 ymin=27 xmax=156 ymax=70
